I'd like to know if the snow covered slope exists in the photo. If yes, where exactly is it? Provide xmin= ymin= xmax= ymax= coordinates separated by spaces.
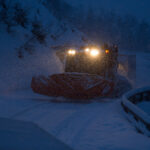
xmin=0 ymin=0 xmax=86 ymax=93
xmin=0 ymin=117 xmax=72 ymax=150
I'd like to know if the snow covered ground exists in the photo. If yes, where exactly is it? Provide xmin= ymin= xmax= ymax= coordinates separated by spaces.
xmin=0 ymin=117 xmax=72 ymax=150
xmin=137 ymin=101 xmax=150 ymax=116
xmin=1 ymin=89 xmax=150 ymax=150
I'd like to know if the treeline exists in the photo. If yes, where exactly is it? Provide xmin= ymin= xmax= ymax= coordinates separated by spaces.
xmin=0 ymin=0 xmax=28 ymax=32
xmin=44 ymin=0 xmax=150 ymax=51
xmin=1 ymin=0 xmax=150 ymax=51
xmin=0 ymin=0 xmax=46 ymax=44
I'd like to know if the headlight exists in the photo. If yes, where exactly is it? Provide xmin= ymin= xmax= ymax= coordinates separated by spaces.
xmin=90 ymin=49 xmax=100 ymax=57
xmin=85 ymin=48 xmax=90 ymax=52
xmin=68 ymin=49 xmax=76 ymax=55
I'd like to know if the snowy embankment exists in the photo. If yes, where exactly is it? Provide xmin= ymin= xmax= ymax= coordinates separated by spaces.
xmin=120 ymin=52 xmax=150 ymax=137
xmin=0 ymin=117 xmax=72 ymax=150
xmin=121 ymin=86 xmax=150 ymax=136
xmin=137 ymin=102 xmax=150 ymax=115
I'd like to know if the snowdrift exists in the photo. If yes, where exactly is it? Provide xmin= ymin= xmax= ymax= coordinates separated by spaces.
xmin=121 ymin=86 xmax=150 ymax=136
xmin=0 ymin=117 xmax=72 ymax=150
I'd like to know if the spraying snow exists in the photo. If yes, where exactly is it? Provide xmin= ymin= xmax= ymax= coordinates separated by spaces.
xmin=0 ymin=0 xmax=85 ymax=93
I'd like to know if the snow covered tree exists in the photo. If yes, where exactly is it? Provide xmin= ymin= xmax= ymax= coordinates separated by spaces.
xmin=0 ymin=0 xmax=15 ymax=33
xmin=13 ymin=2 xmax=28 ymax=28
xmin=31 ymin=18 xmax=47 ymax=44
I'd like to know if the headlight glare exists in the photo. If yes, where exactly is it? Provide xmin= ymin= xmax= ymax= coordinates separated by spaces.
xmin=68 ymin=49 xmax=76 ymax=55
xmin=90 ymin=49 xmax=100 ymax=57
xmin=85 ymin=48 xmax=90 ymax=52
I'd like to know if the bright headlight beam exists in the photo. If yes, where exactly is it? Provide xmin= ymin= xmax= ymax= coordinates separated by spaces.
xmin=68 ymin=49 xmax=76 ymax=55
xmin=90 ymin=49 xmax=100 ymax=56
xmin=85 ymin=48 xmax=90 ymax=52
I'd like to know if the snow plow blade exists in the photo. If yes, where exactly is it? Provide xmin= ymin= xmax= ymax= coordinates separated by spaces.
xmin=31 ymin=73 xmax=114 ymax=99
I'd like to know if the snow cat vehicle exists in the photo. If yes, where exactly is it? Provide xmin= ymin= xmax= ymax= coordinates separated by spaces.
xmin=31 ymin=44 xmax=134 ymax=100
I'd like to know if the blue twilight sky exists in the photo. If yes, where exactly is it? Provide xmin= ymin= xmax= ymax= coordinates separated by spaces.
xmin=65 ymin=0 xmax=150 ymax=22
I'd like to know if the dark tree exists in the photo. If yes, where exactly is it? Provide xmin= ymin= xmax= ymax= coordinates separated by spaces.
xmin=31 ymin=18 xmax=47 ymax=44
xmin=0 ymin=0 xmax=15 ymax=32
xmin=13 ymin=2 xmax=28 ymax=28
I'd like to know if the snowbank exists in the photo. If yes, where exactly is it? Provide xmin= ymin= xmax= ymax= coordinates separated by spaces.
xmin=137 ymin=101 xmax=150 ymax=115
xmin=0 ymin=117 xmax=72 ymax=150
xmin=0 ymin=47 xmax=63 ymax=93
xmin=121 ymin=86 xmax=150 ymax=136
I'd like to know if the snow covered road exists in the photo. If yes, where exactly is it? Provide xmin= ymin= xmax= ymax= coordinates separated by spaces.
xmin=1 ymin=90 xmax=150 ymax=150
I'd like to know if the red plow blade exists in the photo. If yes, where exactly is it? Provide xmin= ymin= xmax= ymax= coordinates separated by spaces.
xmin=31 ymin=73 xmax=114 ymax=99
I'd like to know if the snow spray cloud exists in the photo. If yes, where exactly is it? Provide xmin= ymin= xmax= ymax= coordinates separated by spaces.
xmin=0 ymin=49 xmax=63 ymax=94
